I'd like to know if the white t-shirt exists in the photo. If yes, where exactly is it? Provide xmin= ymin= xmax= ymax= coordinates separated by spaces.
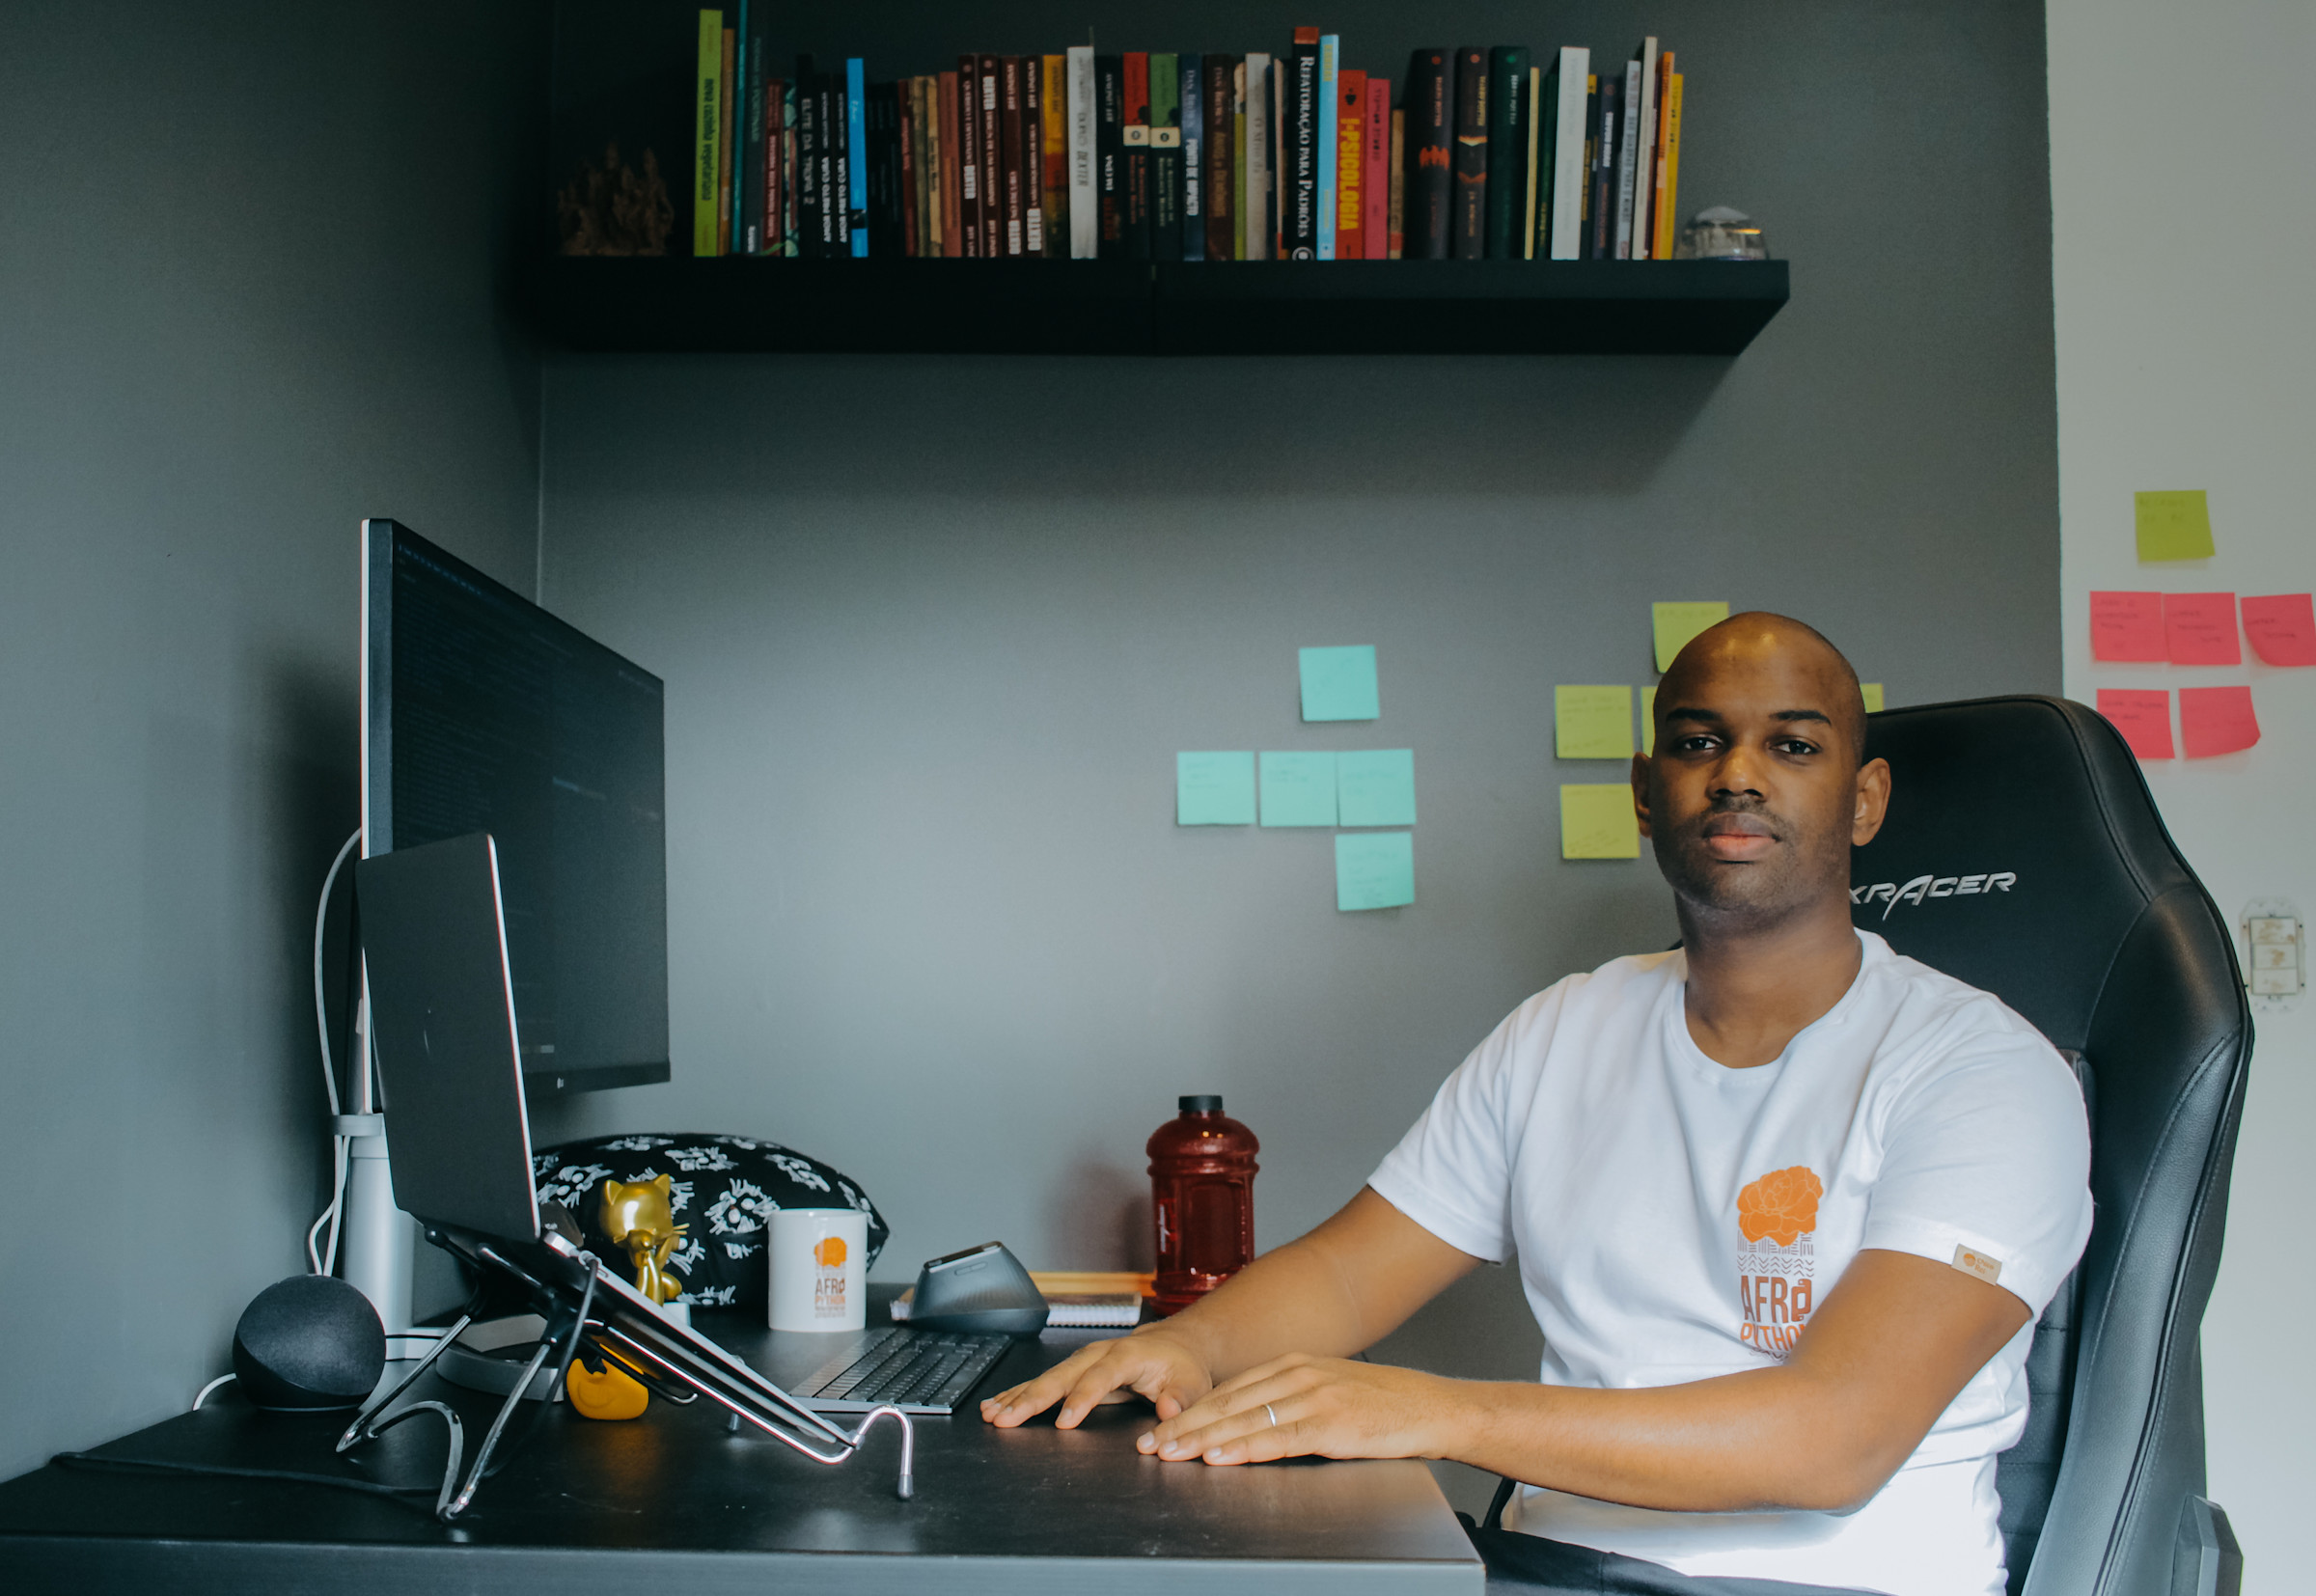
xmin=1367 ymin=931 xmax=2092 ymax=1596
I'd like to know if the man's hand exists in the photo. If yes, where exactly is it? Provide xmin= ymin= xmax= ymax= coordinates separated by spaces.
xmin=978 ymin=1189 xmax=1481 ymax=1434
xmin=980 ymin=1329 xmax=1212 ymax=1430
xmin=1135 ymin=1352 xmax=1465 ymax=1465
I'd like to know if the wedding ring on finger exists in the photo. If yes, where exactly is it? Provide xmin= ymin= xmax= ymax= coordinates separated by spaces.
xmin=1264 ymin=1402 xmax=1279 ymax=1428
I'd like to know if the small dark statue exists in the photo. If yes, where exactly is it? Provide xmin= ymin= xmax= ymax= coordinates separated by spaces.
xmin=558 ymin=143 xmax=674 ymax=256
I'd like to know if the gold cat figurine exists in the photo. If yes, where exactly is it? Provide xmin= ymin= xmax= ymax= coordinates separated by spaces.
xmin=599 ymin=1174 xmax=688 ymax=1305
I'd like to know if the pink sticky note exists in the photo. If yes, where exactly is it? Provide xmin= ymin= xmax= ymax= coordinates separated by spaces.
xmin=2096 ymin=689 xmax=2174 ymax=759
xmin=2180 ymin=685 xmax=2260 ymax=757
xmin=2241 ymin=593 xmax=2316 ymax=666
xmin=2089 ymin=592 xmax=2165 ymax=661
xmin=2164 ymin=592 xmax=2242 ymax=665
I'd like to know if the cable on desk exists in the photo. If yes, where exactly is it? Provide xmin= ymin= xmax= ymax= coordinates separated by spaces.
xmin=51 ymin=1450 xmax=436 ymax=1502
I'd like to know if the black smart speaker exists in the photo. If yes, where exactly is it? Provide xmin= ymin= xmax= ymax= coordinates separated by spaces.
xmin=231 ymin=1276 xmax=387 ymax=1410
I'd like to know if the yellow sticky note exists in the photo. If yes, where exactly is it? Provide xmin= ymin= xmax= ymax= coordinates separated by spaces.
xmin=1561 ymin=784 xmax=1640 ymax=859
xmin=2136 ymin=491 xmax=2215 ymax=562
xmin=1556 ymin=685 xmax=1635 ymax=759
xmin=1640 ymin=686 xmax=1656 ymax=755
xmin=1861 ymin=682 xmax=1885 ymax=713
xmin=1652 ymin=601 xmax=1730 ymax=672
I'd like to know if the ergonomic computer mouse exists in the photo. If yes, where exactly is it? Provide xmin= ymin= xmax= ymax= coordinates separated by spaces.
xmin=909 ymin=1240 xmax=1050 ymax=1335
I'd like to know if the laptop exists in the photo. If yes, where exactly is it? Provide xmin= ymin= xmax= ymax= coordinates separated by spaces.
xmin=354 ymin=831 xmax=859 ymax=1447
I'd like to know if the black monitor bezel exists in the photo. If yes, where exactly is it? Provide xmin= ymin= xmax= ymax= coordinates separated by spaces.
xmin=360 ymin=517 xmax=671 ymax=1095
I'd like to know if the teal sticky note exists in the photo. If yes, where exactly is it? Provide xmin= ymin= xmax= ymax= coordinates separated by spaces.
xmin=1259 ymin=751 xmax=1338 ymax=826
xmin=1176 ymin=752 xmax=1255 ymax=825
xmin=1337 ymin=749 xmax=1417 ymax=827
xmin=1336 ymin=831 xmax=1415 ymax=911
xmin=1299 ymin=646 xmax=1381 ymax=722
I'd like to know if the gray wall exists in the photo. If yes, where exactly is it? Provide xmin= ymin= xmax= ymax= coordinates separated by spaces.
xmin=0 ymin=0 xmax=544 ymax=1481
xmin=536 ymin=0 xmax=2060 ymax=1455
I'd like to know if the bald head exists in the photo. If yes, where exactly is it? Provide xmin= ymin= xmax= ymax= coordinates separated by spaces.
xmin=1656 ymin=613 xmax=1868 ymax=766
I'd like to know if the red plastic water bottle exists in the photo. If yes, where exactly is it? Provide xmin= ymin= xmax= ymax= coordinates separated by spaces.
xmin=1147 ymin=1095 xmax=1260 ymax=1316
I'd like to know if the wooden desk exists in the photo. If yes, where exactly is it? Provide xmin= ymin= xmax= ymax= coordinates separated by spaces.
xmin=0 ymin=1316 xmax=1482 ymax=1594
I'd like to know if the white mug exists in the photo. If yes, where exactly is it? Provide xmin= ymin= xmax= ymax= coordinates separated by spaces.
xmin=768 ymin=1208 xmax=868 ymax=1332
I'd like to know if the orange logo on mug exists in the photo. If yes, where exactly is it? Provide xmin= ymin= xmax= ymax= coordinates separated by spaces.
xmin=813 ymin=1232 xmax=849 ymax=1317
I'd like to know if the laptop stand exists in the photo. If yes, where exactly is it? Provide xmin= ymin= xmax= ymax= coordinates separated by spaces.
xmin=337 ymin=1220 xmax=915 ymax=1521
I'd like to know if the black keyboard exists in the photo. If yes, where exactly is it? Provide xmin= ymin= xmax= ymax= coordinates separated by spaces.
xmin=792 ymin=1326 xmax=1013 ymax=1415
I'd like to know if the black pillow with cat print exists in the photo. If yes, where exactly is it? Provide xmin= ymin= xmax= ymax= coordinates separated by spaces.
xmin=531 ymin=1134 xmax=890 ymax=1311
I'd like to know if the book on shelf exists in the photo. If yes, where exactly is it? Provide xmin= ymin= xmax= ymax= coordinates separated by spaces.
xmin=1450 ymin=46 xmax=1486 ymax=261
xmin=764 ymin=76 xmax=787 ymax=257
xmin=999 ymin=55 xmax=1026 ymax=256
xmin=1655 ymin=67 xmax=1684 ymax=261
xmin=1284 ymin=29 xmax=1319 ymax=257
xmin=798 ymin=68 xmax=821 ymax=256
xmin=692 ymin=12 xmax=721 ymax=254
xmin=866 ymin=79 xmax=899 ymax=257
xmin=1204 ymin=55 xmax=1235 ymax=261
xmin=1041 ymin=54 xmax=1068 ymax=257
xmin=904 ymin=78 xmax=927 ymax=255
xmin=1150 ymin=53 xmax=1182 ymax=262
xmin=955 ymin=54 xmax=981 ymax=255
xmin=1335 ymin=68 xmax=1364 ymax=258
xmin=1180 ymin=53 xmax=1203 ymax=261
xmin=1278 ymin=56 xmax=1297 ymax=255
xmin=1540 ymin=48 xmax=1588 ymax=260
xmin=779 ymin=80 xmax=797 ymax=254
xmin=1483 ymin=45 xmax=1526 ymax=259
xmin=740 ymin=12 xmax=765 ymax=252
xmin=1316 ymin=34 xmax=1339 ymax=260
xmin=1588 ymin=69 xmax=1616 ymax=260
xmin=1363 ymin=71 xmax=1390 ymax=261
xmin=1521 ymin=66 xmax=1541 ymax=259
xmin=731 ymin=2 xmax=752 ymax=249
xmin=582 ymin=18 xmax=1707 ymax=269
xmin=1404 ymin=48 xmax=1448 ymax=259
xmin=977 ymin=55 xmax=1002 ymax=258
xmin=1613 ymin=53 xmax=1641 ymax=260
xmin=937 ymin=70 xmax=961 ymax=257
xmin=1023 ymin=55 xmax=1048 ymax=256
xmin=1628 ymin=38 xmax=1660 ymax=258
xmin=717 ymin=21 xmax=735 ymax=254
xmin=1387 ymin=104 xmax=1405 ymax=258
xmin=1067 ymin=47 xmax=1096 ymax=259
xmin=790 ymin=55 xmax=817 ymax=255
xmin=1243 ymin=53 xmax=1272 ymax=259
xmin=1122 ymin=52 xmax=1152 ymax=260
xmin=1095 ymin=54 xmax=1123 ymax=257
xmin=896 ymin=80 xmax=920 ymax=256
xmin=830 ymin=69 xmax=852 ymax=256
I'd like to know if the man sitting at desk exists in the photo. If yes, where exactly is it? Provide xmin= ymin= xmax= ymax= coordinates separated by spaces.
xmin=984 ymin=614 xmax=2091 ymax=1596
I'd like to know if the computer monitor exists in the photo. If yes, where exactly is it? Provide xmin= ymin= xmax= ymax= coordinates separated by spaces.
xmin=361 ymin=518 xmax=669 ymax=1094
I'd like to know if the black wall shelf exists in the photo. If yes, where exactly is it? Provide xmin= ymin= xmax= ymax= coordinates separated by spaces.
xmin=532 ymin=258 xmax=1789 ymax=356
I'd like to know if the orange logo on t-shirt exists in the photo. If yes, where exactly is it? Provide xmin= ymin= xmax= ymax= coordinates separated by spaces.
xmin=1737 ymin=1166 xmax=1823 ymax=1247
xmin=1736 ymin=1166 xmax=1823 ymax=1360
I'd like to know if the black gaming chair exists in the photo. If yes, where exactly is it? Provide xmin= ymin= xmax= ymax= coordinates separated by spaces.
xmin=1853 ymin=696 xmax=2248 ymax=1596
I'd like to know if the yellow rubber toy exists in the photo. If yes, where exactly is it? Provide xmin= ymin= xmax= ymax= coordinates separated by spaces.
xmin=565 ymin=1357 xmax=649 ymax=1420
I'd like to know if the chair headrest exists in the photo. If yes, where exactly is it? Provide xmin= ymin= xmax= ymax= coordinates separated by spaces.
xmin=1851 ymin=695 xmax=2215 ymax=1051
